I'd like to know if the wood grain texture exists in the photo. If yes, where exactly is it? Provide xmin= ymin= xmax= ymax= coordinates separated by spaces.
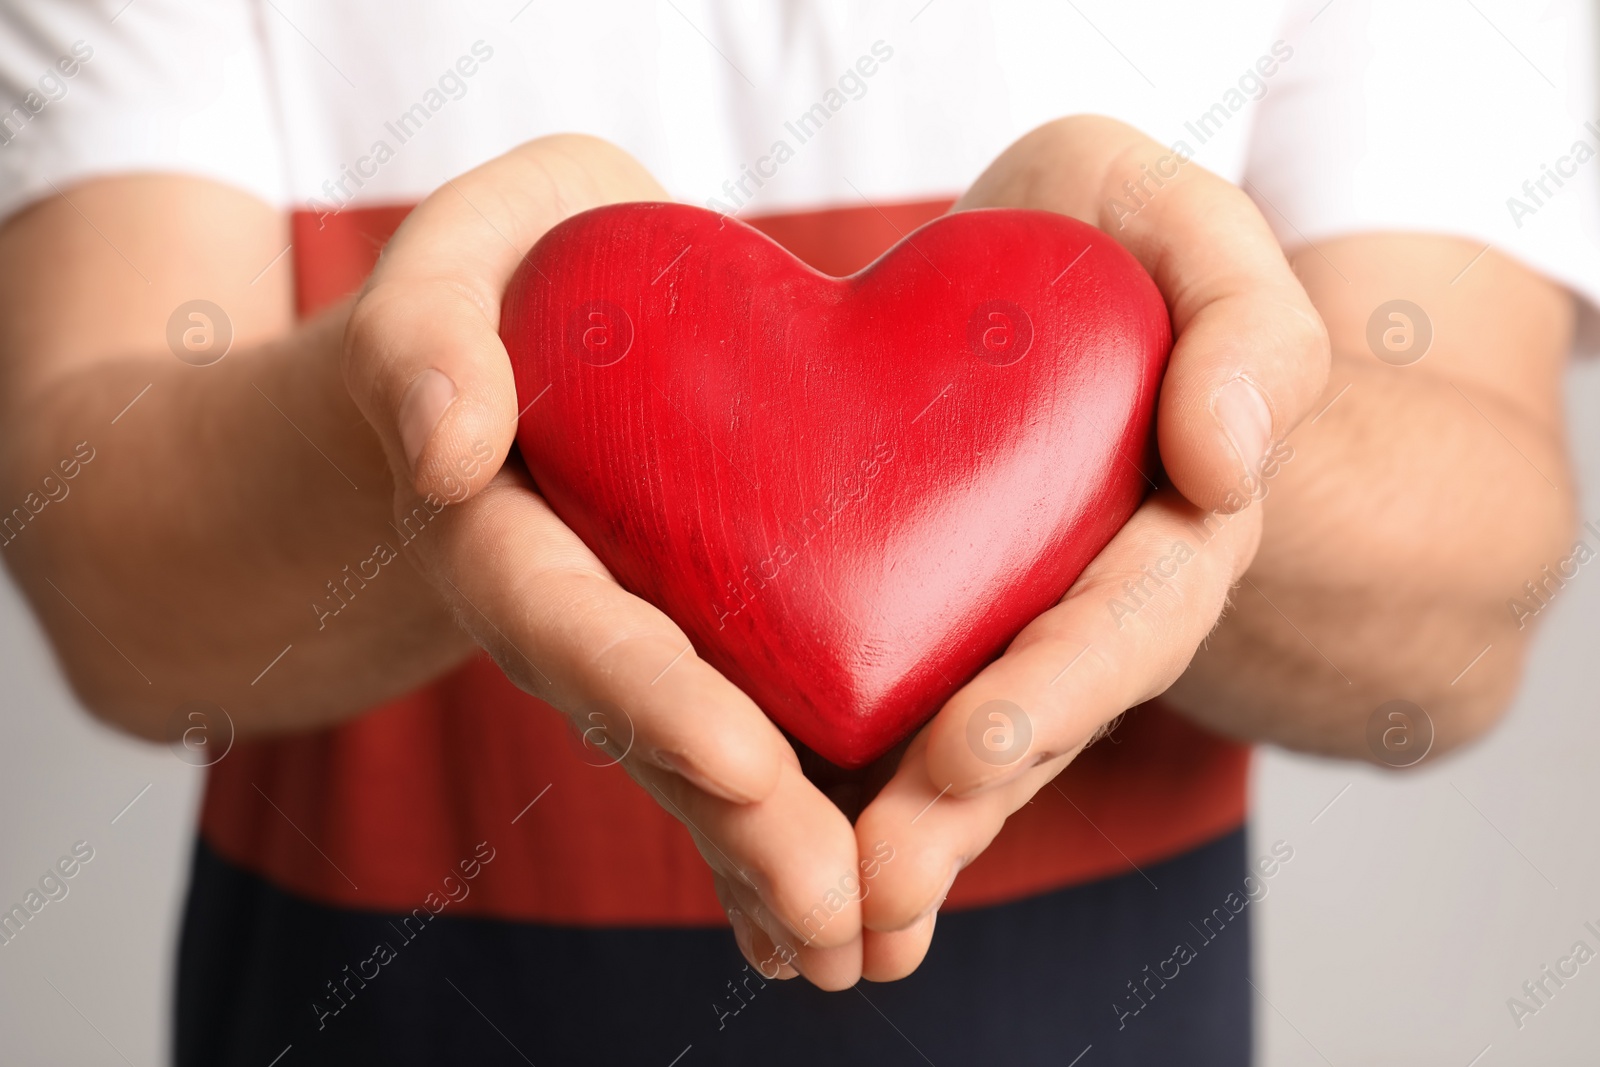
xmin=503 ymin=203 xmax=1170 ymax=767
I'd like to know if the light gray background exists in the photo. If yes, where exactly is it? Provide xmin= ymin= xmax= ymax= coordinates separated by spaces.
xmin=3 ymin=364 xmax=1599 ymax=1065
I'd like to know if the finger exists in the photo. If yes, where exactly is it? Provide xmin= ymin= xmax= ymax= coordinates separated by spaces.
xmin=724 ymin=876 xmax=863 ymax=991
xmin=639 ymin=759 xmax=863 ymax=954
xmin=856 ymin=734 xmax=1077 ymax=933
xmin=956 ymin=115 xmax=1330 ymax=512
xmin=342 ymin=134 xmax=665 ymax=502
xmin=725 ymin=906 xmax=762 ymax=972
xmin=787 ymin=938 xmax=864 ymax=992
xmin=735 ymin=905 xmax=802 ymax=980
xmin=642 ymin=760 xmax=865 ymax=990
xmin=923 ymin=488 xmax=1261 ymax=799
xmin=718 ymin=876 xmax=804 ymax=981
xmin=861 ymin=912 xmax=937 ymax=983
xmin=714 ymin=877 xmax=801 ymax=979
xmin=404 ymin=460 xmax=785 ymax=804
xmin=746 ymin=926 xmax=803 ymax=982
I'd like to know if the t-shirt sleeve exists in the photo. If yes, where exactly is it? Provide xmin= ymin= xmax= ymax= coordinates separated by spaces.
xmin=1245 ymin=0 xmax=1600 ymax=342
xmin=0 ymin=0 xmax=286 ymax=226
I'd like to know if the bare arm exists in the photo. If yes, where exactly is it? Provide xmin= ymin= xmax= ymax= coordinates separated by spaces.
xmin=1 ymin=139 xmax=865 ymax=990
xmin=855 ymin=119 xmax=1576 ymax=980
xmin=1164 ymin=233 xmax=1576 ymax=758
xmin=0 ymin=175 xmax=470 ymax=737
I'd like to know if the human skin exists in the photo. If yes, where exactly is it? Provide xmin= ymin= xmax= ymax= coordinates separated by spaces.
xmin=0 ymin=119 xmax=1572 ymax=987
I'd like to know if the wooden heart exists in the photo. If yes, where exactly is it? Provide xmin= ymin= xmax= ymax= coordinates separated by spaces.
xmin=503 ymin=203 xmax=1169 ymax=768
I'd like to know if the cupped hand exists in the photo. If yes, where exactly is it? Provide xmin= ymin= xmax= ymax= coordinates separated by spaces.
xmin=853 ymin=115 xmax=1330 ymax=980
xmin=341 ymin=135 xmax=865 ymax=988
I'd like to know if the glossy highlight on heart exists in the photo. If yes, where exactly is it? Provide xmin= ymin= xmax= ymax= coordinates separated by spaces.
xmin=503 ymin=203 xmax=1170 ymax=768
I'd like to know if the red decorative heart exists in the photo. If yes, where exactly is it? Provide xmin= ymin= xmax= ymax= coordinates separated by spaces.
xmin=503 ymin=203 xmax=1169 ymax=768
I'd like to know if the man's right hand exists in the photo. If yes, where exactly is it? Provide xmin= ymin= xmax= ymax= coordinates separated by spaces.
xmin=342 ymin=135 xmax=866 ymax=989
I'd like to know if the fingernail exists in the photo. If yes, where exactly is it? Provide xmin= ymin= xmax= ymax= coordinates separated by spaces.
xmin=956 ymin=746 xmax=1060 ymax=799
xmin=1212 ymin=376 xmax=1272 ymax=477
xmin=398 ymin=368 xmax=457 ymax=473
xmin=651 ymin=748 xmax=691 ymax=776
xmin=651 ymin=748 xmax=755 ymax=805
xmin=755 ymin=940 xmax=799 ymax=981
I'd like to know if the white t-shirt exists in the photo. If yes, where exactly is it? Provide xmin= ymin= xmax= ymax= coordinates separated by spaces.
xmin=2 ymin=0 xmax=1599 ymax=334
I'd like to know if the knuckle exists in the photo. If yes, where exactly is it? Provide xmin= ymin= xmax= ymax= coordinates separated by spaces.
xmin=1297 ymin=328 xmax=1334 ymax=400
xmin=341 ymin=281 xmax=436 ymax=404
xmin=507 ymin=561 xmax=607 ymax=630
xmin=1280 ymin=298 xmax=1332 ymax=370
xmin=339 ymin=289 xmax=390 ymax=386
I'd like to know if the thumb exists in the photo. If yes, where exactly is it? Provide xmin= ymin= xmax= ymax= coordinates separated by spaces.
xmin=341 ymin=134 xmax=667 ymax=503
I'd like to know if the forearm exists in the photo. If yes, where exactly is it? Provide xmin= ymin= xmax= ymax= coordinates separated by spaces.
xmin=0 ymin=308 xmax=473 ymax=738
xmin=1166 ymin=340 xmax=1575 ymax=758
xmin=0 ymin=156 xmax=681 ymax=743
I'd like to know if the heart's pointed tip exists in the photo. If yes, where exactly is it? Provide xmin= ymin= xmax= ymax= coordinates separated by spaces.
xmin=816 ymin=750 xmax=877 ymax=772
xmin=795 ymin=730 xmax=904 ymax=771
